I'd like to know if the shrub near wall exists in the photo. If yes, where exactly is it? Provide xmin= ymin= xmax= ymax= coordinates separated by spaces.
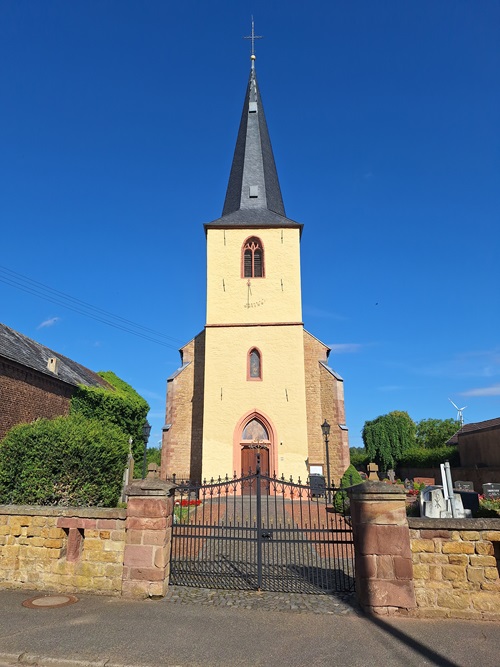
xmin=71 ymin=371 xmax=149 ymax=469
xmin=0 ymin=414 xmax=128 ymax=506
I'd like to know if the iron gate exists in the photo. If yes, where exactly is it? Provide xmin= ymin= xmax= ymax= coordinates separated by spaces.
xmin=169 ymin=466 xmax=355 ymax=594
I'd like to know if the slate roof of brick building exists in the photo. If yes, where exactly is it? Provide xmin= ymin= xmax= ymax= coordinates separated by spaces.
xmin=0 ymin=322 xmax=108 ymax=389
xmin=205 ymin=67 xmax=302 ymax=230
xmin=446 ymin=417 xmax=500 ymax=445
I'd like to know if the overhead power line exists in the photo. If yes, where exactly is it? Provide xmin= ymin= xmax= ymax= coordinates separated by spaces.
xmin=0 ymin=265 xmax=185 ymax=350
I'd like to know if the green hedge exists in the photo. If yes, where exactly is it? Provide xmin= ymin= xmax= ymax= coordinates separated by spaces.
xmin=397 ymin=445 xmax=460 ymax=468
xmin=349 ymin=449 xmax=370 ymax=468
xmin=334 ymin=464 xmax=363 ymax=513
xmin=0 ymin=414 xmax=128 ymax=506
xmin=71 ymin=371 xmax=149 ymax=469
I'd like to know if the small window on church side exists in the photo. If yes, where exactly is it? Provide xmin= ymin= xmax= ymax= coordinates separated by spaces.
xmin=248 ymin=348 xmax=262 ymax=380
xmin=242 ymin=237 xmax=265 ymax=278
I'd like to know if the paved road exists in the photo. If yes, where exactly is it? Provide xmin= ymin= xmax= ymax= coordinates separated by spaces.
xmin=0 ymin=588 xmax=499 ymax=667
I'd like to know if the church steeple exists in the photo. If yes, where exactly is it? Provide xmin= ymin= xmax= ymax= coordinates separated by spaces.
xmin=206 ymin=64 xmax=301 ymax=230
xmin=222 ymin=67 xmax=286 ymax=219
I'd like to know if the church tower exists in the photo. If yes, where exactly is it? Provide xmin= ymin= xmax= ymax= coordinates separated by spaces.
xmin=162 ymin=54 xmax=349 ymax=484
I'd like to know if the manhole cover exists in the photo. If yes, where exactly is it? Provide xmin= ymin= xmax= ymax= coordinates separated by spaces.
xmin=22 ymin=594 xmax=78 ymax=609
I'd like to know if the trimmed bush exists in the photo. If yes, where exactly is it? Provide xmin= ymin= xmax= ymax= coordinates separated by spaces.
xmin=334 ymin=464 xmax=363 ymax=513
xmin=0 ymin=414 xmax=128 ymax=506
xmin=71 ymin=371 xmax=149 ymax=469
xmin=397 ymin=445 xmax=459 ymax=468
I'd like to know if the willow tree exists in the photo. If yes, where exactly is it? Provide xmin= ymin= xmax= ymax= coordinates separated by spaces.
xmin=362 ymin=410 xmax=416 ymax=470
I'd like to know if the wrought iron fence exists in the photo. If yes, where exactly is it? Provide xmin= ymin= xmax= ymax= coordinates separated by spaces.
xmin=169 ymin=467 xmax=355 ymax=594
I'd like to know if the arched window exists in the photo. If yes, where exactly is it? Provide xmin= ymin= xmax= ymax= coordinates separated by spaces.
xmin=247 ymin=347 xmax=262 ymax=380
xmin=242 ymin=418 xmax=269 ymax=441
xmin=242 ymin=237 xmax=264 ymax=278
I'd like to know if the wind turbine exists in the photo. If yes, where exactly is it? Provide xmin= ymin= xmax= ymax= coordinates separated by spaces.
xmin=449 ymin=398 xmax=467 ymax=427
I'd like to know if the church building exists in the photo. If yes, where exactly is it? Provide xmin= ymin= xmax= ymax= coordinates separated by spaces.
xmin=161 ymin=54 xmax=349 ymax=485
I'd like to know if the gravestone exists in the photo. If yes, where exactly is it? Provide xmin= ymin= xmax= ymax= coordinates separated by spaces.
xmin=455 ymin=490 xmax=480 ymax=515
xmin=420 ymin=486 xmax=467 ymax=519
xmin=387 ymin=469 xmax=396 ymax=483
xmin=454 ymin=480 xmax=474 ymax=492
xmin=367 ymin=462 xmax=379 ymax=481
xmin=415 ymin=477 xmax=435 ymax=486
xmin=483 ymin=483 xmax=500 ymax=498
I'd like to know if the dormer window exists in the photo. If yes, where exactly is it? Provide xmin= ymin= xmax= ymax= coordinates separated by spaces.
xmin=242 ymin=237 xmax=264 ymax=278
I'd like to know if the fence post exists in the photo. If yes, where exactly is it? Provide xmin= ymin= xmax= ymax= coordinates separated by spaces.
xmin=348 ymin=480 xmax=416 ymax=615
xmin=122 ymin=477 xmax=176 ymax=598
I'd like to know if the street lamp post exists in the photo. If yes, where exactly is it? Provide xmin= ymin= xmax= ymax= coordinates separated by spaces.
xmin=321 ymin=419 xmax=331 ymax=505
xmin=141 ymin=420 xmax=151 ymax=479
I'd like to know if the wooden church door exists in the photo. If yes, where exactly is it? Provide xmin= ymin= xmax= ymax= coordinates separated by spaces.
xmin=240 ymin=417 xmax=271 ymax=494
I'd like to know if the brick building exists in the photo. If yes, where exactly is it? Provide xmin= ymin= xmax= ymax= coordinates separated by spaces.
xmin=161 ymin=56 xmax=350 ymax=484
xmin=0 ymin=322 xmax=108 ymax=440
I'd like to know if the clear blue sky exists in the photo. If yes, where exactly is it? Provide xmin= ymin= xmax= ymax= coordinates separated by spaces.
xmin=1 ymin=1 xmax=499 ymax=451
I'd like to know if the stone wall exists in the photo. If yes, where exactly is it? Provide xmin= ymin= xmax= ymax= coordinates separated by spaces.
xmin=0 ymin=479 xmax=176 ymax=599
xmin=409 ymin=518 xmax=500 ymax=620
xmin=161 ymin=331 xmax=205 ymax=482
xmin=303 ymin=330 xmax=349 ymax=482
xmin=0 ymin=506 xmax=126 ymax=595
xmin=349 ymin=482 xmax=500 ymax=621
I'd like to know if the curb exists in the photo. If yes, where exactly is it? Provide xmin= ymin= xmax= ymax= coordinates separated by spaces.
xmin=0 ymin=653 xmax=181 ymax=667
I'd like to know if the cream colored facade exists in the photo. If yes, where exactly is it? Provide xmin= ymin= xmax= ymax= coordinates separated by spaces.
xmin=202 ymin=227 xmax=308 ymax=481
xmin=206 ymin=228 xmax=302 ymax=325
xmin=161 ymin=64 xmax=350 ymax=485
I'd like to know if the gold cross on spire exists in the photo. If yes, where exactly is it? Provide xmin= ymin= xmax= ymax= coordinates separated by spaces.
xmin=243 ymin=16 xmax=262 ymax=68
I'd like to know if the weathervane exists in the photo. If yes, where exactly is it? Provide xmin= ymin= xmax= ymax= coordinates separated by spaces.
xmin=244 ymin=16 xmax=262 ymax=68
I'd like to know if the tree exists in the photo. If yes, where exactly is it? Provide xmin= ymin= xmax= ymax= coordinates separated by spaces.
xmin=415 ymin=418 xmax=461 ymax=449
xmin=362 ymin=411 xmax=416 ymax=470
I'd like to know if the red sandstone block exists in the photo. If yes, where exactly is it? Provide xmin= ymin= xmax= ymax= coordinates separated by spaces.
xmin=121 ymin=580 xmax=150 ymax=598
xmin=356 ymin=525 xmax=411 ymax=558
xmin=96 ymin=519 xmax=120 ymax=530
xmin=128 ymin=567 xmax=165 ymax=582
xmin=127 ymin=498 xmax=168 ymax=518
xmin=394 ymin=556 xmax=414 ymax=580
xmin=125 ymin=530 xmax=143 ymax=545
xmin=67 ymin=528 xmax=83 ymax=563
xmin=126 ymin=517 xmax=168 ymax=531
xmin=359 ymin=578 xmax=416 ymax=609
xmin=141 ymin=530 xmax=167 ymax=546
xmin=376 ymin=555 xmax=395 ymax=579
xmin=123 ymin=544 xmax=154 ymax=568
xmin=81 ymin=519 xmax=97 ymax=529
xmin=419 ymin=530 xmax=451 ymax=540
xmin=355 ymin=554 xmax=376 ymax=579
xmin=57 ymin=518 xmax=79 ymax=529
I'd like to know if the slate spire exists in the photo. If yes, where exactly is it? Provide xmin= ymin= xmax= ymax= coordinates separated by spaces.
xmin=221 ymin=66 xmax=286 ymax=219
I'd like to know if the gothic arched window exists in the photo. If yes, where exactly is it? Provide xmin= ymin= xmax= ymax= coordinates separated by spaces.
xmin=248 ymin=347 xmax=262 ymax=380
xmin=242 ymin=418 xmax=269 ymax=441
xmin=242 ymin=237 xmax=264 ymax=278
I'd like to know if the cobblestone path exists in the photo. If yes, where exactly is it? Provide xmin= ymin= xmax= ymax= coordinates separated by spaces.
xmin=164 ymin=585 xmax=360 ymax=615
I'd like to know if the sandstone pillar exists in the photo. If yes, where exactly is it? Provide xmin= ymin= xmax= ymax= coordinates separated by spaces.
xmin=122 ymin=478 xmax=176 ymax=598
xmin=349 ymin=480 xmax=416 ymax=615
